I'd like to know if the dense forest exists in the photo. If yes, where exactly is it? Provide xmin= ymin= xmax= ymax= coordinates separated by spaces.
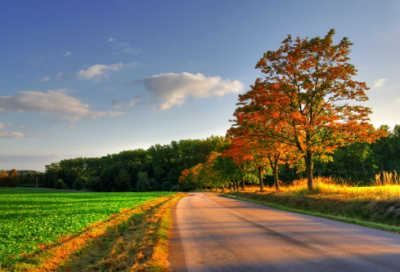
xmin=0 ymin=125 xmax=399 ymax=191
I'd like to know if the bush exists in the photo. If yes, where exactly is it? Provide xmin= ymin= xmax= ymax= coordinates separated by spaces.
xmin=54 ymin=179 xmax=65 ymax=189
xmin=170 ymin=184 xmax=182 ymax=192
xmin=73 ymin=177 xmax=86 ymax=190
xmin=137 ymin=172 xmax=150 ymax=192
xmin=86 ymin=176 xmax=102 ymax=192
xmin=161 ymin=181 xmax=172 ymax=191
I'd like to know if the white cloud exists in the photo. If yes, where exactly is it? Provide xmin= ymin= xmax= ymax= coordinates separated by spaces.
xmin=64 ymin=51 xmax=72 ymax=57
xmin=108 ymin=37 xmax=115 ymax=42
xmin=373 ymin=78 xmax=387 ymax=88
xmin=0 ymin=132 xmax=24 ymax=139
xmin=0 ymin=89 xmax=123 ymax=122
xmin=69 ymin=125 xmax=75 ymax=129
xmin=76 ymin=63 xmax=123 ymax=80
xmin=0 ymin=122 xmax=12 ymax=129
xmin=55 ymin=63 xmax=125 ymax=81
xmin=39 ymin=76 xmax=51 ymax=82
xmin=133 ymin=72 xmax=244 ymax=110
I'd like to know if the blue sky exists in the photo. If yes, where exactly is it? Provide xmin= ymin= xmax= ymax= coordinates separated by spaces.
xmin=1 ymin=0 xmax=400 ymax=171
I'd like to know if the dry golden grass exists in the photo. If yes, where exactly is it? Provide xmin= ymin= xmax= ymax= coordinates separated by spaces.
xmin=226 ymin=173 xmax=400 ymax=231
xmin=242 ymin=174 xmax=400 ymax=200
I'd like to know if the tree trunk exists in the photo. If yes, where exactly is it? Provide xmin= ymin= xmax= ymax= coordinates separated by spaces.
xmin=273 ymin=165 xmax=280 ymax=191
xmin=305 ymin=151 xmax=313 ymax=190
xmin=258 ymin=166 xmax=264 ymax=191
xmin=353 ymin=164 xmax=359 ymax=184
xmin=361 ymin=159 xmax=366 ymax=174
xmin=241 ymin=177 xmax=246 ymax=190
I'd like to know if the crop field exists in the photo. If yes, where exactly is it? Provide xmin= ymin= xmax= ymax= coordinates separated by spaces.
xmin=0 ymin=188 xmax=176 ymax=268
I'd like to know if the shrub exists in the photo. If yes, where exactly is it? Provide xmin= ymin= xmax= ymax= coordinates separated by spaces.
xmin=73 ymin=177 xmax=86 ymax=190
xmin=54 ymin=179 xmax=65 ymax=189
xmin=170 ymin=184 xmax=182 ymax=192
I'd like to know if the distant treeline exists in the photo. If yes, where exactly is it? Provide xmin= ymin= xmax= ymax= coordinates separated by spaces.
xmin=40 ymin=136 xmax=226 ymax=191
xmin=1 ymin=125 xmax=399 ymax=191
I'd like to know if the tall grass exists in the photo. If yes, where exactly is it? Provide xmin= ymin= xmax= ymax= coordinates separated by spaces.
xmin=371 ymin=171 xmax=400 ymax=186
xmin=243 ymin=173 xmax=400 ymax=200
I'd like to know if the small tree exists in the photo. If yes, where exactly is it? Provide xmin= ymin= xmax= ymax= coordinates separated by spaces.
xmin=136 ymin=172 xmax=150 ymax=192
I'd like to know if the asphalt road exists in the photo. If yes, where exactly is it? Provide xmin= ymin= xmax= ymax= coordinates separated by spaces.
xmin=168 ymin=193 xmax=400 ymax=272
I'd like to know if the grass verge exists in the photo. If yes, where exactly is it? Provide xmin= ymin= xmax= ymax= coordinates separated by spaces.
xmin=224 ymin=191 xmax=400 ymax=234
xmin=5 ymin=193 xmax=185 ymax=272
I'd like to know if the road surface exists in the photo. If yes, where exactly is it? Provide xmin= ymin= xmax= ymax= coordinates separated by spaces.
xmin=168 ymin=193 xmax=400 ymax=272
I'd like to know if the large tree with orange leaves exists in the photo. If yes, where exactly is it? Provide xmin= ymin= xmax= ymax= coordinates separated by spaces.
xmin=236 ymin=29 xmax=385 ymax=190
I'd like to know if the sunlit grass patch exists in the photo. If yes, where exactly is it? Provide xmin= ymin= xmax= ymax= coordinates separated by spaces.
xmin=242 ymin=176 xmax=400 ymax=200
xmin=227 ymin=175 xmax=400 ymax=231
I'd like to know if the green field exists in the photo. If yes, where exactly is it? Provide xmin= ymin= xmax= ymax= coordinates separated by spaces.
xmin=0 ymin=188 xmax=175 ymax=267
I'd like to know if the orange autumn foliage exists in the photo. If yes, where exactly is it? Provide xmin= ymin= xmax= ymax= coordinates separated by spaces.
xmin=233 ymin=29 xmax=386 ymax=190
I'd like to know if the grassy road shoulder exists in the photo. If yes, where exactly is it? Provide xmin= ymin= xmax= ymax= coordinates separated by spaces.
xmin=224 ymin=187 xmax=400 ymax=234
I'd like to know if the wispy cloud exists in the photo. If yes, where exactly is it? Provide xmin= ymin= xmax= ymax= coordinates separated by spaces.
xmin=55 ymin=63 xmax=130 ymax=82
xmin=0 ymin=132 xmax=24 ymax=139
xmin=0 ymin=89 xmax=123 ymax=122
xmin=108 ymin=38 xmax=139 ymax=54
xmin=103 ymin=87 xmax=115 ymax=92
xmin=131 ymin=72 xmax=244 ymax=110
xmin=64 ymin=51 xmax=72 ymax=57
xmin=39 ymin=76 xmax=51 ymax=82
xmin=19 ymin=125 xmax=31 ymax=130
xmin=119 ymin=42 xmax=140 ymax=54
xmin=373 ymin=78 xmax=387 ymax=88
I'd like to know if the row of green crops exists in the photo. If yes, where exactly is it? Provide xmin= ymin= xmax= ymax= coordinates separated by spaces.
xmin=0 ymin=188 xmax=175 ymax=267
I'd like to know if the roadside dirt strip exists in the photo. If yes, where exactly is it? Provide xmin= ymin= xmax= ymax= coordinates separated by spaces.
xmin=168 ymin=193 xmax=400 ymax=272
